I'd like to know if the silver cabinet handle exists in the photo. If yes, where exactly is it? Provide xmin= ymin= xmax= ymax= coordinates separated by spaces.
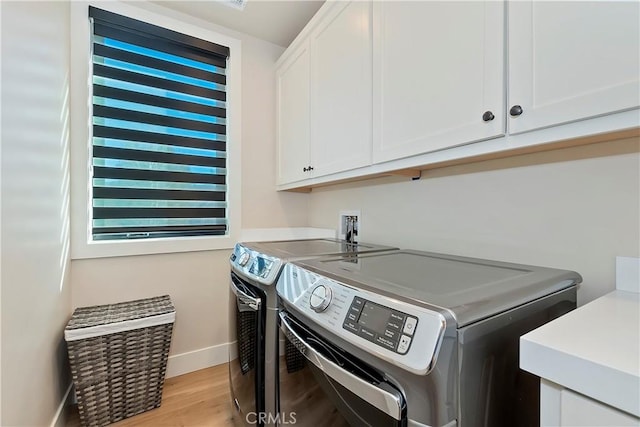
xmin=279 ymin=312 xmax=403 ymax=420
xmin=230 ymin=277 xmax=261 ymax=311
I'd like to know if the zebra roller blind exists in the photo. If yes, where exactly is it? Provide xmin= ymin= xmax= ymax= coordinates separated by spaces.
xmin=89 ymin=6 xmax=230 ymax=240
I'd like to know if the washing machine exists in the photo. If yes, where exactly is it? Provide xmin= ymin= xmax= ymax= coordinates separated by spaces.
xmin=276 ymin=250 xmax=581 ymax=426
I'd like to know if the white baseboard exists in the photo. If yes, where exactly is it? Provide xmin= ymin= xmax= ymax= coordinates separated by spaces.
xmin=229 ymin=340 xmax=238 ymax=361
xmin=165 ymin=341 xmax=237 ymax=378
xmin=50 ymin=383 xmax=73 ymax=427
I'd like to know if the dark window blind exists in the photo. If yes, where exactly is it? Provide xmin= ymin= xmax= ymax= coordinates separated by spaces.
xmin=89 ymin=6 xmax=230 ymax=240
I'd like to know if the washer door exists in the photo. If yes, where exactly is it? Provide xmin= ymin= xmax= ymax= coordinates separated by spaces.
xmin=279 ymin=311 xmax=407 ymax=427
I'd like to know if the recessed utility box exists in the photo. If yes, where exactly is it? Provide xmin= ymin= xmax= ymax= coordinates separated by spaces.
xmin=338 ymin=210 xmax=360 ymax=244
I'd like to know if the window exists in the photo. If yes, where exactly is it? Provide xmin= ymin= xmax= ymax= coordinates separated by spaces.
xmin=70 ymin=2 xmax=241 ymax=259
xmin=89 ymin=6 xmax=230 ymax=241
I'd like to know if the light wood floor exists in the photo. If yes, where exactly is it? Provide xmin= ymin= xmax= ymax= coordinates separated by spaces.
xmin=66 ymin=363 xmax=235 ymax=427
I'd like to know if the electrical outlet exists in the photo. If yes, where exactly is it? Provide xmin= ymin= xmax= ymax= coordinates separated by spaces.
xmin=338 ymin=210 xmax=360 ymax=243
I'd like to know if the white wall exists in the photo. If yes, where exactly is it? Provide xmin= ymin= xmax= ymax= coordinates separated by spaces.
xmin=308 ymin=137 xmax=640 ymax=306
xmin=240 ymin=36 xmax=310 ymax=228
xmin=70 ymin=1 xmax=309 ymax=375
xmin=71 ymin=251 xmax=231 ymax=369
xmin=0 ymin=1 xmax=73 ymax=425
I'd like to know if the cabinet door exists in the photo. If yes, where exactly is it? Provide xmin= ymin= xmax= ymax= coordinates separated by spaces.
xmin=277 ymin=44 xmax=311 ymax=185
xmin=560 ymin=389 xmax=639 ymax=426
xmin=372 ymin=1 xmax=505 ymax=164
xmin=508 ymin=1 xmax=640 ymax=135
xmin=309 ymin=1 xmax=372 ymax=177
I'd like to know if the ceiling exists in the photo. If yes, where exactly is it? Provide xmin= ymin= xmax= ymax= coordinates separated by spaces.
xmin=151 ymin=0 xmax=325 ymax=47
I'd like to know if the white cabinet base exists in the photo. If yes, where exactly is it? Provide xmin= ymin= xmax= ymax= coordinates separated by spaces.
xmin=541 ymin=379 xmax=640 ymax=427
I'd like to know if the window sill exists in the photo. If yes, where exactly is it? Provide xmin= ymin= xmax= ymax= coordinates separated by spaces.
xmin=70 ymin=227 xmax=337 ymax=260
xmin=71 ymin=233 xmax=237 ymax=260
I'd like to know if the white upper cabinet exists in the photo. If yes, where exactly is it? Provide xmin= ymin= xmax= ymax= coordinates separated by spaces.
xmin=310 ymin=1 xmax=372 ymax=177
xmin=372 ymin=1 xmax=505 ymax=164
xmin=277 ymin=43 xmax=311 ymax=185
xmin=276 ymin=0 xmax=639 ymax=190
xmin=508 ymin=1 xmax=640 ymax=134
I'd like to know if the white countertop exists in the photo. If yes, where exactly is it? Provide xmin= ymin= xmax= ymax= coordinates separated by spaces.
xmin=520 ymin=290 xmax=640 ymax=417
xmin=239 ymin=227 xmax=336 ymax=242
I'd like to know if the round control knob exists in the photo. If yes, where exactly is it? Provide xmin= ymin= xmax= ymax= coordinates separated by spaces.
xmin=309 ymin=284 xmax=332 ymax=313
xmin=238 ymin=252 xmax=251 ymax=267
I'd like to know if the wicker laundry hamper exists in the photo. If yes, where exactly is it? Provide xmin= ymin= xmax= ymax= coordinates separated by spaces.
xmin=64 ymin=295 xmax=175 ymax=427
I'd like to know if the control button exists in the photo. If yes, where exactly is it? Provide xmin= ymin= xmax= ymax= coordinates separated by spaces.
xmin=390 ymin=312 xmax=405 ymax=323
xmin=383 ymin=328 xmax=398 ymax=340
xmin=352 ymin=297 xmax=364 ymax=308
xmin=387 ymin=319 xmax=403 ymax=331
xmin=309 ymin=285 xmax=332 ymax=313
xmin=343 ymin=321 xmax=359 ymax=333
xmin=375 ymin=335 xmax=396 ymax=350
xmin=397 ymin=335 xmax=411 ymax=354
xmin=347 ymin=312 xmax=357 ymax=321
xmin=359 ymin=327 xmax=375 ymax=340
xmin=263 ymin=263 xmax=273 ymax=277
xmin=403 ymin=317 xmax=417 ymax=336
xmin=230 ymin=253 xmax=237 ymax=262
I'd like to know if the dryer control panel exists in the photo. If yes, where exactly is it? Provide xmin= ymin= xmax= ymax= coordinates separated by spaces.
xmin=276 ymin=263 xmax=447 ymax=375
xmin=230 ymin=243 xmax=282 ymax=285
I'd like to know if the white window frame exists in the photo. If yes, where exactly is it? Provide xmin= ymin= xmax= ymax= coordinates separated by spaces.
xmin=70 ymin=0 xmax=242 ymax=259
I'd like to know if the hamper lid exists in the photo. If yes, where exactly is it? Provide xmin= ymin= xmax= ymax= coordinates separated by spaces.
xmin=65 ymin=295 xmax=175 ymax=342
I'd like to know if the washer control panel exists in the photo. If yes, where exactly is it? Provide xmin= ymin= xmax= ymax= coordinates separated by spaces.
xmin=343 ymin=297 xmax=418 ymax=355
xmin=276 ymin=263 xmax=446 ymax=375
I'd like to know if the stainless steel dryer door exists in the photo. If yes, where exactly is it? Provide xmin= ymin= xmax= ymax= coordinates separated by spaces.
xmin=278 ymin=311 xmax=407 ymax=427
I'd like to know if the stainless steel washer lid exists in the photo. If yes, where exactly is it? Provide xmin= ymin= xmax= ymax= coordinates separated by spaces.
xmin=245 ymin=238 xmax=397 ymax=260
xmin=292 ymin=250 xmax=582 ymax=327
